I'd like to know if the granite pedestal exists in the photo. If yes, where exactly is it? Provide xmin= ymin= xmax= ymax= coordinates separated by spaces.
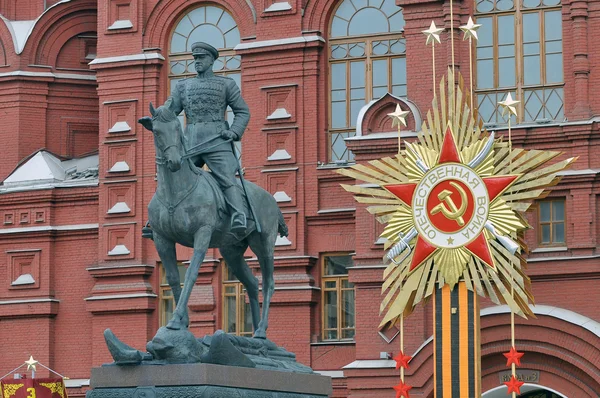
xmin=86 ymin=363 xmax=332 ymax=398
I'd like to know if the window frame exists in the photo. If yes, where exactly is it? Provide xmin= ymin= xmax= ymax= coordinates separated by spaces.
xmin=321 ymin=253 xmax=356 ymax=341
xmin=327 ymin=0 xmax=406 ymax=163
xmin=158 ymin=262 xmax=187 ymax=328
xmin=221 ymin=263 xmax=253 ymax=337
xmin=474 ymin=0 xmax=564 ymax=125
xmin=537 ymin=198 xmax=566 ymax=247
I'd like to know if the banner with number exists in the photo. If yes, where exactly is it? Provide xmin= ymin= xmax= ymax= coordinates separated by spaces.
xmin=0 ymin=378 xmax=67 ymax=398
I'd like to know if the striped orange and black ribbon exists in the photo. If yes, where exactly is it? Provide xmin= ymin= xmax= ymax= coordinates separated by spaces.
xmin=433 ymin=282 xmax=480 ymax=397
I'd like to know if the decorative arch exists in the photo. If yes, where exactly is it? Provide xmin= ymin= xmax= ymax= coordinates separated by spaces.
xmin=22 ymin=0 xmax=97 ymax=66
xmin=144 ymin=0 xmax=256 ymax=52
xmin=356 ymin=93 xmax=421 ymax=137
xmin=407 ymin=305 xmax=600 ymax=398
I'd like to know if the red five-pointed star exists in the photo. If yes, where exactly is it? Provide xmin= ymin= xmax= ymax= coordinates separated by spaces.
xmin=394 ymin=351 xmax=412 ymax=370
xmin=504 ymin=375 xmax=525 ymax=394
xmin=384 ymin=127 xmax=519 ymax=272
xmin=503 ymin=346 xmax=524 ymax=367
xmin=393 ymin=380 xmax=412 ymax=398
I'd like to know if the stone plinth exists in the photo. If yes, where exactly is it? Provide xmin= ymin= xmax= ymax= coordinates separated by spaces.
xmin=86 ymin=363 xmax=332 ymax=398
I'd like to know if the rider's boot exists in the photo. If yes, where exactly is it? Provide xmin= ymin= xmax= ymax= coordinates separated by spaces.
xmin=142 ymin=221 xmax=153 ymax=240
xmin=224 ymin=186 xmax=247 ymax=235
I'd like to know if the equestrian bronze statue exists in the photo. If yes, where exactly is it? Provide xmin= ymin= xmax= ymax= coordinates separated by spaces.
xmin=139 ymin=42 xmax=287 ymax=339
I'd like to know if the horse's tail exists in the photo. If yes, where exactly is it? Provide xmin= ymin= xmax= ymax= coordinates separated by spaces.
xmin=277 ymin=209 xmax=288 ymax=237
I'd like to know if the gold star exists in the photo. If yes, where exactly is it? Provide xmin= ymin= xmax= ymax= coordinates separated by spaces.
xmin=422 ymin=21 xmax=444 ymax=46
xmin=447 ymin=237 xmax=454 ymax=245
xmin=25 ymin=356 xmax=38 ymax=371
xmin=460 ymin=17 xmax=482 ymax=41
xmin=388 ymin=104 xmax=410 ymax=129
xmin=498 ymin=93 xmax=520 ymax=117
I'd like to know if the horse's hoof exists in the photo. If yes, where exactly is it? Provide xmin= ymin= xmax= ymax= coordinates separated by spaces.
xmin=166 ymin=319 xmax=182 ymax=330
xmin=253 ymin=329 xmax=266 ymax=339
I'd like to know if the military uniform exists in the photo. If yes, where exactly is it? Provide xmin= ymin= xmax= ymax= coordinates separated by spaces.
xmin=164 ymin=42 xmax=250 ymax=233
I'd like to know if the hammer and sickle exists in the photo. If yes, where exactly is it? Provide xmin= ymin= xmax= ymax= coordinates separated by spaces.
xmin=430 ymin=182 xmax=468 ymax=226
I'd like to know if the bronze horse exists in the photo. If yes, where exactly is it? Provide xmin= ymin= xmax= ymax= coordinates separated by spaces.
xmin=139 ymin=104 xmax=286 ymax=338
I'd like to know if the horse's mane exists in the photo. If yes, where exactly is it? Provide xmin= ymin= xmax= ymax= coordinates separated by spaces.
xmin=153 ymin=105 xmax=178 ymax=124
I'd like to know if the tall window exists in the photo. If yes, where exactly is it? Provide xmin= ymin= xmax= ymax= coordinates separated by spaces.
xmin=159 ymin=262 xmax=187 ymax=327
xmin=475 ymin=0 xmax=563 ymax=125
xmin=169 ymin=6 xmax=242 ymax=162
xmin=322 ymin=254 xmax=355 ymax=340
xmin=328 ymin=0 xmax=406 ymax=163
xmin=538 ymin=199 xmax=565 ymax=246
xmin=222 ymin=263 xmax=253 ymax=337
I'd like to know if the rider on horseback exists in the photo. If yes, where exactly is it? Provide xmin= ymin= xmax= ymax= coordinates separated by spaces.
xmin=144 ymin=41 xmax=250 ymax=237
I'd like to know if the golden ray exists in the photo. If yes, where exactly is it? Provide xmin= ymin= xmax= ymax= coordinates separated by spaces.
xmin=340 ymin=70 xmax=575 ymax=326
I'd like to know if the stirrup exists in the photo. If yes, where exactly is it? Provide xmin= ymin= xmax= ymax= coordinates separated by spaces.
xmin=231 ymin=213 xmax=247 ymax=233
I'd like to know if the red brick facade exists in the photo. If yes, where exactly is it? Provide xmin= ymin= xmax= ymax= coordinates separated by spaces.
xmin=0 ymin=0 xmax=598 ymax=397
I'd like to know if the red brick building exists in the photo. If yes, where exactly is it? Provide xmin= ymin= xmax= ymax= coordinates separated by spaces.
xmin=0 ymin=0 xmax=598 ymax=397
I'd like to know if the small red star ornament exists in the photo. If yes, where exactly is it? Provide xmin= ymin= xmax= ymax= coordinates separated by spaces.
xmin=393 ymin=380 xmax=412 ymax=398
xmin=503 ymin=346 xmax=524 ymax=367
xmin=394 ymin=351 xmax=412 ymax=370
xmin=504 ymin=375 xmax=525 ymax=394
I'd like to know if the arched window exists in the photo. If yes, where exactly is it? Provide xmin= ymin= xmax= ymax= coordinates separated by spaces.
xmin=168 ymin=5 xmax=242 ymax=161
xmin=475 ymin=0 xmax=563 ymax=125
xmin=328 ymin=0 xmax=406 ymax=163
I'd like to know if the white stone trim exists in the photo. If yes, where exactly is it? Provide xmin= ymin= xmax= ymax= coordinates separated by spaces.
xmin=267 ymin=149 xmax=292 ymax=161
xmin=275 ymin=235 xmax=292 ymax=246
xmin=272 ymin=285 xmax=320 ymax=291
xmin=342 ymin=359 xmax=396 ymax=369
xmin=530 ymin=246 xmax=567 ymax=253
xmin=108 ymin=121 xmax=131 ymax=133
xmin=107 ymin=202 xmax=131 ymax=214
xmin=0 ymin=298 xmax=59 ymax=305
xmin=108 ymin=244 xmax=130 ymax=256
xmin=267 ymin=107 xmax=292 ymax=120
xmin=346 ymin=131 xmax=418 ymax=141
xmin=107 ymin=20 xmax=133 ymax=30
xmin=11 ymin=274 xmax=35 ymax=286
xmin=264 ymin=2 xmax=292 ymax=12
xmin=109 ymin=161 xmax=130 ymax=173
xmin=273 ymin=191 xmax=292 ymax=203
xmin=235 ymin=35 xmax=325 ymax=51
xmin=527 ymin=254 xmax=600 ymax=263
xmin=483 ymin=384 xmax=567 ymax=398
xmin=0 ymin=0 xmax=72 ymax=54
xmin=557 ymin=168 xmax=600 ymax=176
xmin=481 ymin=304 xmax=600 ymax=337
xmin=261 ymin=167 xmax=299 ymax=173
xmin=0 ymin=70 xmax=96 ymax=80
xmin=89 ymin=53 xmax=165 ymax=65
xmin=84 ymin=293 xmax=157 ymax=301
xmin=317 ymin=208 xmax=355 ymax=214
xmin=313 ymin=370 xmax=345 ymax=378
xmin=0 ymin=224 xmax=98 ymax=235
xmin=64 ymin=379 xmax=90 ymax=388
xmin=354 ymin=95 xmax=422 ymax=138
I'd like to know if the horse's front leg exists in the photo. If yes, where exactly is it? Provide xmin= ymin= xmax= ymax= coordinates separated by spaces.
xmin=154 ymin=232 xmax=188 ymax=328
xmin=167 ymin=226 xmax=212 ymax=330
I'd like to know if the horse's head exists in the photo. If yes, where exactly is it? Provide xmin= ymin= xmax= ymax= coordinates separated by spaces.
xmin=139 ymin=103 xmax=183 ymax=172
